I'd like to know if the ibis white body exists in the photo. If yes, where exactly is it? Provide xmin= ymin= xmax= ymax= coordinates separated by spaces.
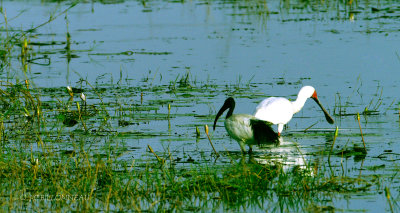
xmin=224 ymin=114 xmax=257 ymax=151
xmin=254 ymin=86 xmax=334 ymax=135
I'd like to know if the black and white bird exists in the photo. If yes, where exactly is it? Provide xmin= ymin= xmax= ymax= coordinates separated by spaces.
xmin=213 ymin=97 xmax=279 ymax=153
xmin=254 ymin=86 xmax=334 ymax=136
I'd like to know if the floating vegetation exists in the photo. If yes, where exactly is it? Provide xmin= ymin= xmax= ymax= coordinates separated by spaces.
xmin=336 ymin=144 xmax=367 ymax=161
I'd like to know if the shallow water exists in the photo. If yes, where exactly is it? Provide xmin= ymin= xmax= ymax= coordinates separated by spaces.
xmin=2 ymin=0 xmax=400 ymax=211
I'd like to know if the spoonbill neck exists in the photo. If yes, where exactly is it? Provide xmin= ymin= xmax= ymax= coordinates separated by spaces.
xmin=291 ymin=95 xmax=309 ymax=114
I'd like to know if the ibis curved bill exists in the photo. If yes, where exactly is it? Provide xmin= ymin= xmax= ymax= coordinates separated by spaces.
xmin=213 ymin=97 xmax=279 ymax=153
xmin=254 ymin=86 xmax=334 ymax=136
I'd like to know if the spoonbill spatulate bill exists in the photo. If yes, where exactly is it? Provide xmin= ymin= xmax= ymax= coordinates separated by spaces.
xmin=254 ymin=86 xmax=334 ymax=136
xmin=213 ymin=97 xmax=279 ymax=153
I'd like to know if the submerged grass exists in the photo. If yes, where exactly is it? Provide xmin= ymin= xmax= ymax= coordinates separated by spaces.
xmin=0 ymin=144 xmax=381 ymax=211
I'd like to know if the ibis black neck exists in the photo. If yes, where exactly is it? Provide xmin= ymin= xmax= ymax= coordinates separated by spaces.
xmin=225 ymin=98 xmax=235 ymax=118
xmin=213 ymin=97 xmax=235 ymax=130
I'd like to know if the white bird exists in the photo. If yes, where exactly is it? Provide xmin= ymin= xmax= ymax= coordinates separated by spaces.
xmin=213 ymin=97 xmax=279 ymax=153
xmin=254 ymin=86 xmax=334 ymax=136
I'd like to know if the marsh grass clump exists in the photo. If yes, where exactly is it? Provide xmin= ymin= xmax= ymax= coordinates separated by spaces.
xmin=0 ymin=141 xmax=379 ymax=212
xmin=0 ymin=81 xmax=43 ymax=138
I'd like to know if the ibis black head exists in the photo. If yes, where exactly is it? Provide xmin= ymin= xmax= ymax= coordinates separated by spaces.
xmin=213 ymin=97 xmax=236 ymax=131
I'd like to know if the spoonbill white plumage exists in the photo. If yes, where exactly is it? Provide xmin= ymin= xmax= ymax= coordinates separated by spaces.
xmin=213 ymin=97 xmax=279 ymax=153
xmin=254 ymin=86 xmax=334 ymax=136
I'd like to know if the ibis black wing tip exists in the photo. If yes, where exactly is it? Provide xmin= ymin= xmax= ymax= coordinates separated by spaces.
xmin=250 ymin=119 xmax=279 ymax=144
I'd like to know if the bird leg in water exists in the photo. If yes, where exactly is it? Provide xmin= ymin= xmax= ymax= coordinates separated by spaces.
xmin=239 ymin=141 xmax=246 ymax=154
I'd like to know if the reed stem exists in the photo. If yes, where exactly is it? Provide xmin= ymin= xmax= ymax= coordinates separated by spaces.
xmin=328 ymin=126 xmax=339 ymax=162
xmin=357 ymin=113 xmax=367 ymax=153
xmin=147 ymin=145 xmax=164 ymax=164
xmin=205 ymin=125 xmax=219 ymax=157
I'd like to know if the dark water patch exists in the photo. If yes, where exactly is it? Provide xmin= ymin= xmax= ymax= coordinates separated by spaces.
xmin=335 ymin=145 xmax=367 ymax=160
xmin=116 ymin=131 xmax=170 ymax=139
xmin=30 ymin=41 xmax=66 ymax=46
xmin=76 ymin=28 xmax=102 ymax=32
xmin=88 ymin=51 xmax=134 ymax=56
xmin=376 ymin=153 xmax=400 ymax=162
xmin=132 ymin=51 xmax=172 ymax=55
